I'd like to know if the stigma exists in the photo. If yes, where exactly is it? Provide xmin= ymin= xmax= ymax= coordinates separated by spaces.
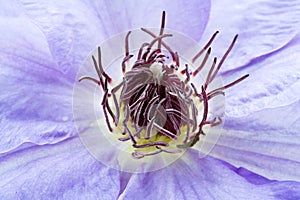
xmin=149 ymin=62 xmax=165 ymax=84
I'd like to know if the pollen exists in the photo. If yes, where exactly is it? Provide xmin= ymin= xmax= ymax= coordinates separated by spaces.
xmin=78 ymin=11 xmax=249 ymax=160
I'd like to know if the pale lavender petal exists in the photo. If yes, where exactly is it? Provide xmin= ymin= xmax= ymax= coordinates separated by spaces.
xmin=0 ymin=7 xmax=78 ymax=153
xmin=0 ymin=137 xmax=122 ymax=199
xmin=20 ymin=0 xmax=210 ymax=75
xmin=210 ymin=100 xmax=300 ymax=182
xmin=232 ymin=167 xmax=300 ymax=200
xmin=208 ymin=10 xmax=300 ymax=182
xmin=119 ymin=149 xmax=300 ymax=200
xmin=224 ymin=33 xmax=300 ymax=116
xmin=202 ymin=0 xmax=300 ymax=71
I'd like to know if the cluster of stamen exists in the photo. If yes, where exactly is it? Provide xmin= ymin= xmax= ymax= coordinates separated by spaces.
xmin=79 ymin=11 xmax=248 ymax=159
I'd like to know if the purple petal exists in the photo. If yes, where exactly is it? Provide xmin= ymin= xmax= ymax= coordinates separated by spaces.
xmin=224 ymin=33 xmax=300 ymax=116
xmin=201 ymin=0 xmax=300 ymax=71
xmin=0 ymin=12 xmax=76 ymax=152
xmin=210 ymin=100 xmax=300 ymax=182
xmin=19 ymin=0 xmax=210 ymax=75
xmin=0 ymin=137 xmax=122 ymax=199
xmin=119 ymin=149 xmax=300 ymax=199
xmin=233 ymin=167 xmax=300 ymax=200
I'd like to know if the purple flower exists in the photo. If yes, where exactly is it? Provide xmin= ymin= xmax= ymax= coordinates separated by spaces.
xmin=1 ymin=0 xmax=300 ymax=199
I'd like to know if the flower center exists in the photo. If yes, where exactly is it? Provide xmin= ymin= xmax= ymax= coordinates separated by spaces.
xmin=118 ymin=60 xmax=195 ymax=158
xmin=74 ymin=11 xmax=249 ymax=172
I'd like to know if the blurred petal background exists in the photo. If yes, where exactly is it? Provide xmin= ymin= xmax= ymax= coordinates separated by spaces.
xmin=0 ymin=0 xmax=300 ymax=199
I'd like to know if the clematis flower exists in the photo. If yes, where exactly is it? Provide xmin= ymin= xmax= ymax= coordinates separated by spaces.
xmin=1 ymin=0 xmax=300 ymax=199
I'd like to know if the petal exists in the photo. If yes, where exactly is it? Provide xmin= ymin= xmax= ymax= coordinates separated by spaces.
xmin=119 ymin=149 xmax=300 ymax=200
xmin=232 ymin=167 xmax=300 ymax=200
xmin=201 ymin=0 xmax=300 ymax=70
xmin=0 ymin=137 xmax=122 ymax=199
xmin=19 ymin=0 xmax=210 ymax=74
xmin=0 ymin=11 xmax=76 ymax=152
xmin=224 ymin=32 xmax=300 ymax=116
xmin=210 ymin=100 xmax=300 ymax=182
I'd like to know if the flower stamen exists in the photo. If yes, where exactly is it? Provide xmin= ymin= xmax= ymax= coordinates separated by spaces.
xmin=158 ymin=11 xmax=166 ymax=50
xmin=192 ymin=47 xmax=211 ymax=77
xmin=192 ymin=31 xmax=219 ymax=63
